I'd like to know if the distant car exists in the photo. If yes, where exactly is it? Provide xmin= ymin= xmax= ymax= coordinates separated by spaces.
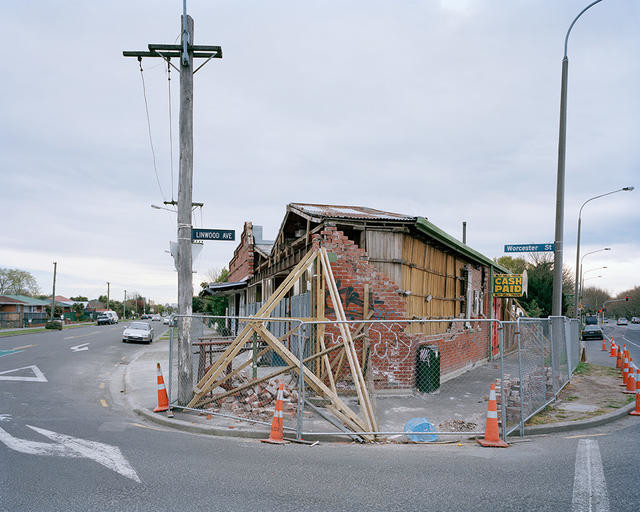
xmin=106 ymin=311 xmax=118 ymax=324
xmin=584 ymin=315 xmax=598 ymax=325
xmin=122 ymin=321 xmax=154 ymax=344
xmin=581 ymin=324 xmax=603 ymax=341
xmin=163 ymin=316 xmax=171 ymax=325
xmin=96 ymin=313 xmax=111 ymax=326
xmin=631 ymin=317 xmax=640 ymax=324
xmin=617 ymin=317 xmax=628 ymax=326
xmin=152 ymin=314 xmax=162 ymax=322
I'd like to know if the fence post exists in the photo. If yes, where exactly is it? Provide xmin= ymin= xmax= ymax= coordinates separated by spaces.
xmin=168 ymin=325 xmax=174 ymax=404
xmin=498 ymin=322 xmax=507 ymax=441
xmin=296 ymin=324 xmax=306 ymax=441
xmin=516 ymin=317 xmax=525 ymax=438
xmin=252 ymin=332 xmax=258 ymax=380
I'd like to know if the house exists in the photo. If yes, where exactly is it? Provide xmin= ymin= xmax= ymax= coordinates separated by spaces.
xmin=202 ymin=203 xmax=511 ymax=386
xmin=0 ymin=295 xmax=50 ymax=327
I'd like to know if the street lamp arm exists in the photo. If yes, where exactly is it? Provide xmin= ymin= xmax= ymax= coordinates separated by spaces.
xmin=564 ymin=0 xmax=605 ymax=58
xmin=580 ymin=247 xmax=610 ymax=266
xmin=578 ymin=187 xmax=632 ymax=219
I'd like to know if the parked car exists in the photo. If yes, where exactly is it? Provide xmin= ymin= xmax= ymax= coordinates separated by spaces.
xmin=581 ymin=324 xmax=603 ymax=341
xmin=631 ymin=317 xmax=640 ymax=324
xmin=96 ymin=313 xmax=111 ymax=326
xmin=163 ymin=316 xmax=171 ymax=325
xmin=122 ymin=321 xmax=154 ymax=344
xmin=617 ymin=317 xmax=628 ymax=326
xmin=106 ymin=311 xmax=119 ymax=324
xmin=152 ymin=314 xmax=162 ymax=322
xmin=584 ymin=315 xmax=598 ymax=325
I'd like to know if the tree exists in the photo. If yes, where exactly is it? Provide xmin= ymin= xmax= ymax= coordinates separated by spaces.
xmin=581 ymin=287 xmax=610 ymax=315
xmin=72 ymin=302 xmax=85 ymax=314
xmin=70 ymin=296 xmax=88 ymax=302
xmin=503 ymin=254 xmax=574 ymax=318
xmin=0 ymin=268 xmax=40 ymax=296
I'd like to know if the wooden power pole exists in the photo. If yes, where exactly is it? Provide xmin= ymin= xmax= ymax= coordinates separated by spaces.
xmin=124 ymin=5 xmax=222 ymax=405
xmin=50 ymin=262 xmax=57 ymax=322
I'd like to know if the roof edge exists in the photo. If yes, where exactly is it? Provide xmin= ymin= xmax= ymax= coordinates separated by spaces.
xmin=415 ymin=217 xmax=509 ymax=273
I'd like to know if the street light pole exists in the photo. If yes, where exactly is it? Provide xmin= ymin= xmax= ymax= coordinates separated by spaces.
xmin=552 ymin=0 xmax=605 ymax=316
xmin=124 ymin=290 xmax=127 ymax=319
xmin=573 ymin=187 xmax=633 ymax=317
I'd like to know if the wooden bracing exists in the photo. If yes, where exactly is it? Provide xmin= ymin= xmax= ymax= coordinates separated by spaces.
xmin=187 ymin=248 xmax=378 ymax=440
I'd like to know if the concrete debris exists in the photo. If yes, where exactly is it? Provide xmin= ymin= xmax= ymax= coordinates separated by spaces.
xmin=438 ymin=419 xmax=478 ymax=432
xmin=495 ymin=369 xmax=554 ymax=424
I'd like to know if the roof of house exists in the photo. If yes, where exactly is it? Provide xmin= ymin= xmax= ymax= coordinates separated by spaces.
xmin=2 ymin=295 xmax=50 ymax=306
xmin=201 ymin=278 xmax=248 ymax=297
xmin=0 ymin=295 xmax=25 ymax=305
xmin=284 ymin=203 xmax=508 ymax=272
xmin=288 ymin=203 xmax=416 ymax=222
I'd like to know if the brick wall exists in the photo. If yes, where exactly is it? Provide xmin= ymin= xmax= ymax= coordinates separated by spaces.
xmin=228 ymin=222 xmax=255 ymax=283
xmin=312 ymin=226 xmax=491 ymax=389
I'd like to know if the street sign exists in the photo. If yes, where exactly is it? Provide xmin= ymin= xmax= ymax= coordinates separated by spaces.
xmin=192 ymin=228 xmax=235 ymax=241
xmin=504 ymin=243 xmax=554 ymax=253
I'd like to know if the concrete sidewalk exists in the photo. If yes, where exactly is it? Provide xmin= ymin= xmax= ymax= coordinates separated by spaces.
xmin=119 ymin=334 xmax=636 ymax=443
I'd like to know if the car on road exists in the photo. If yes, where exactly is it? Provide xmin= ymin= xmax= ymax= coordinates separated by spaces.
xmin=581 ymin=324 xmax=603 ymax=340
xmin=152 ymin=314 xmax=162 ymax=322
xmin=122 ymin=321 xmax=154 ymax=344
xmin=106 ymin=311 xmax=119 ymax=324
xmin=631 ymin=317 xmax=640 ymax=324
xmin=96 ymin=313 xmax=111 ymax=325
xmin=163 ymin=316 xmax=171 ymax=325
xmin=617 ymin=317 xmax=628 ymax=326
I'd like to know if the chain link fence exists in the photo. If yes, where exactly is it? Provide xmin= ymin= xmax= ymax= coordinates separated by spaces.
xmin=164 ymin=314 xmax=579 ymax=442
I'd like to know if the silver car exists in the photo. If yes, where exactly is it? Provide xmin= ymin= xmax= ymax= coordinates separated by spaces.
xmin=122 ymin=321 xmax=154 ymax=344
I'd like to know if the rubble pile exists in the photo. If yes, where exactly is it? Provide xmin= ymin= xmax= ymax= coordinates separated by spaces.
xmin=438 ymin=419 xmax=478 ymax=432
xmin=205 ymin=375 xmax=307 ymax=422
xmin=495 ymin=369 xmax=553 ymax=424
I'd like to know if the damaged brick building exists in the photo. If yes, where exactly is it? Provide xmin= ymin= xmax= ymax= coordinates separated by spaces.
xmin=203 ymin=203 xmax=510 ymax=389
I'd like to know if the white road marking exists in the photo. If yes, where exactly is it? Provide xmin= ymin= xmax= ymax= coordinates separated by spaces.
xmin=64 ymin=331 xmax=101 ymax=340
xmin=0 ymin=365 xmax=48 ymax=382
xmin=0 ymin=350 xmax=23 ymax=358
xmin=622 ymin=336 xmax=640 ymax=349
xmin=572 ymin=439 xmax=609 ymax=512
xmin=0 ymin=424 xmax=141 ymax=483
xmin=70 ymin=343 xmax=89 ymax=352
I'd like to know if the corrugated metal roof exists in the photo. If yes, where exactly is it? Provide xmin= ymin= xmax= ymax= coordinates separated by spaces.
xmin=3 ymin=295 xmax=50 ymax=306
xmin=289 ymin=203 xmax=416 ymax=222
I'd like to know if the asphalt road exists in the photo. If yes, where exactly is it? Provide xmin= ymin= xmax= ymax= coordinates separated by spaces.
xmin=1 ymin=324 xmax=639 ymax=511
xmin=603 ymin=321 xmax=640 ymax=364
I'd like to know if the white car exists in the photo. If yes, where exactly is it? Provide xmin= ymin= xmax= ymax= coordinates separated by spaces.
xmin=122 ymin=321 xmax=154 ymax=344
xmin=106 ymin=311 xmax=119 ymax=324
xmin=617 ymin=317 xmax=628 ymax=326
xmin=163 ymin=316 xmax=171 ymax=325
xmin=152 ymin=314 xmax=162 ymax=322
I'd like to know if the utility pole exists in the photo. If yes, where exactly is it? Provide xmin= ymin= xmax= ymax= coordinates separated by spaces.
xmin=107 ymin=282 xmax=110 ymax=311
xmin=50 ymin=262 xmax=57 ymax=322
xmin=124 ymin=4 xmax=222 ymax=405
xmin=124 ymin=290 xmax=127 ymax=319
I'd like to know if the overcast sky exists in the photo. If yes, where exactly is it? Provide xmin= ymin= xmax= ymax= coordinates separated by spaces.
xmin=1 ymin=0 xmax=638 ymax=305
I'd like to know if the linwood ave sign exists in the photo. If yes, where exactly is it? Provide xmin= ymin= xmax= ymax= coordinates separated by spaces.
xmin=192 ymin=229 xmax=235 ymax=241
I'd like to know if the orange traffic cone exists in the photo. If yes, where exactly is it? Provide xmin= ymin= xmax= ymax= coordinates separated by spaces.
xmin=477 ymin=383 xmax=508 ymax=448
xmin=616 ymin=347 xmax=623 ymax=369
xmin=153 ymin=362 xmax=169 ymax=413
xmin=621 ymin=355 xmax=630 ymax=386
xmin=630 ymin=370 xmax=640 ymax=417
xmin=624 ymin=364 xmax=637 ymax=394
xmin=601 ymin=338 xmax=607 ymax=351
xmin=610 ymin=342 xmax=617 ymax=358
xmin=261 ymin=383 xmax=288 ymax=444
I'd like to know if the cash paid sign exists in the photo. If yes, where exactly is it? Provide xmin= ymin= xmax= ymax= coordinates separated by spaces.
xmin=493 ymin=274 xmax=524 ymax=297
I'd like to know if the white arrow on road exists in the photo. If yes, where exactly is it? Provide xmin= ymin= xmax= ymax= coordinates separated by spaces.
xmin=69 ymin=343 xmax=89 ymax=352
xmin=0 ymin=424 xmax=141 ymax=482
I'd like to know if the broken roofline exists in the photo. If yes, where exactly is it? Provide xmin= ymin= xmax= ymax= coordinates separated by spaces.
xmin=271 ymin=202 xmax=508 ymax=273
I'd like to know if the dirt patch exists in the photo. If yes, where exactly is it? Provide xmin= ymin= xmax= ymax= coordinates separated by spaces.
xmin=525 ymin=364 xmax=634 ymax=426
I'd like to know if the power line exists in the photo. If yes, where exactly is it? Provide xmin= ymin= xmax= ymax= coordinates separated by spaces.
xmin=137 ymin=57 xmax=167 ymax=201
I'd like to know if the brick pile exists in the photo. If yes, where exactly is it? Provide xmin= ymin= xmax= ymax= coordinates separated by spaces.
xmin=205 ymin=376 xmax=308 ymax=422
xmin=495 ymin=368 xmax=554 ymax=424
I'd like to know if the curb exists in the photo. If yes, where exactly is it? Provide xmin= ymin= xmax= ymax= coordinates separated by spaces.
xmin=121 ymin=346 xmax=637 ymax=444
xmin=514 ymin=402 xmax=637 ymax=437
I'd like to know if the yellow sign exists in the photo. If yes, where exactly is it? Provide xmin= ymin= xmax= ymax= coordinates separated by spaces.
xmin=493 ymin=274 xmax=524 ymax=297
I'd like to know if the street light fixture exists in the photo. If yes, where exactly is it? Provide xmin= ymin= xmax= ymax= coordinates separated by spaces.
xmin=552 ymin=0 xmax=606 ymax=316
xmin=151 ymin=204 xmax=177 ymax=213
xmin=578 ymin=248 xmax=610 ymax=310
xmin=573 ymin=187 xmax=633 ymax=316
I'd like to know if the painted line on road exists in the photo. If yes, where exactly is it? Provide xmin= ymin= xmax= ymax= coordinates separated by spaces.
xmin=130 ymin=422 xmax=169 ymax=432
xmin=565 ymin=433 xmax=608 ymax=439
xmin=12 ymin=344 xmax=36 ymax=351
xmin=69 ymin=343 xmax=90 ymax=352
xmin=0 ymin=365 xmax=48 ymax=382
xmin=64 ymin=331 xmax=101 ymax=340
xmin=0 ymin=349 xmax=24 ymax=358
xmin=100 ymin=400 xmax=108 ymax=408
xmin=622 ymin=336 xmax=640 ymax=349
xmin=572 ymin=439 xmax=609 ymax=512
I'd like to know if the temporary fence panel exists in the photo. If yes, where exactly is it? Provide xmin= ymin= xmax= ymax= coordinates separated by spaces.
xmin=164 ymin=314 xmax=579 ymax=442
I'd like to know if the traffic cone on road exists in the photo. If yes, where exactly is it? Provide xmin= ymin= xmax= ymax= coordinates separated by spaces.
xmin=610 ymin=340 xmax=617 ymax=358
xmin=630 ymin=371 xmax=640 ymax=416
xmin=261 ymin=383 xmax=288 ymax=444
xmin=477 ymin=384 xmax=508 ymax=448
xmin=621 ymin=355 xmax=630 ymax=386
xmin=601 ymin=338 xmax=607 ymax=351
xmin=624 ymin=364 xmax=637 ymax=394
xmin=153 ymin=363 xmax=169 ymax=413
xmin=616 ymin=348 xmax=623 ymax=369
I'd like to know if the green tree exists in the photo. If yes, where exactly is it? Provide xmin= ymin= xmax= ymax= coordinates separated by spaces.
xmin=70 ymin=296 xmax=88 ymax=301
xmin=581 ymin=287 xmax=610 ymax=315
xmin=495 ymin=256 xmax=526 ymax=275
xmin=0 ymin=268 xmax=40 ymax=296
